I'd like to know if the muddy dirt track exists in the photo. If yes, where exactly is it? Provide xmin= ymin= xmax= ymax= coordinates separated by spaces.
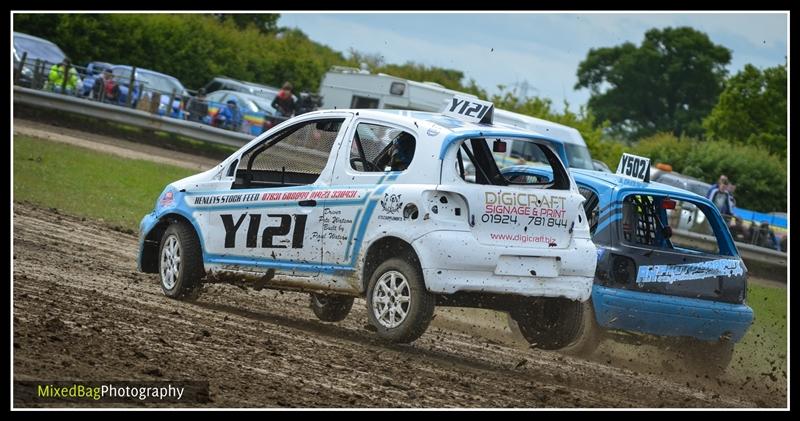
xmin=12 ymin=202 xmax=786 ymax=408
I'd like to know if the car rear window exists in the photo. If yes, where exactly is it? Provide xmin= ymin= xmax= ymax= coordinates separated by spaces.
xmin=455 ymin=138 xmax=570 ymax=190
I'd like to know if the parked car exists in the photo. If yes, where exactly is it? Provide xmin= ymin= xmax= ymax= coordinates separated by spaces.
xmin=204 ymin=90 xmax=287 ymax=134
xmin=100 ymin=65 xmax=188 ymax=112
xmin=137 ymin=96 xmax=597 ymax=345
xmin=13 ymin=31 xmax=67 ymax=88
xmin=651 ymin=171 xmax=711 ymax=198
xmin=203 ymin=76 xmax=297 ymax=103
xmin=592 ymin=159 xmax=612 ymax=173
xmin=503 ymin=155 xmax=753 ymax=373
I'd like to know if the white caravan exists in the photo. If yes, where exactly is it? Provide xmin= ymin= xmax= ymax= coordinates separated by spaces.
xmin=318 ymin=66 xmax=595 ymax=170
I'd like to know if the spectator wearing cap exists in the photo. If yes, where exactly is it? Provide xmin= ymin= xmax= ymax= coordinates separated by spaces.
xmin=271 ymin=81 xmax=296 ymax=118
xmin=185 ymin=88 xmax=209 ymax=124
xmin=47 ymin=58 xmax=80 ymax=95
xmin=214 ymin=99 xmax=243 ymax=132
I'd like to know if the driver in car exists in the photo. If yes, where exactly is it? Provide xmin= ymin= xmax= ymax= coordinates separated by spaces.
xmin=390 ymin=132 xmax=415 ymax=171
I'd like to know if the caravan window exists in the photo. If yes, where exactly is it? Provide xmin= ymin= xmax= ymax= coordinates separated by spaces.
xmin=351 ymin=96 xmax=379 ymax=109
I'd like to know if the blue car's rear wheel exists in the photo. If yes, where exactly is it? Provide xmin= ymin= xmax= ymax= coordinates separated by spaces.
xmin=510 ymin=298 xmax=601 ymax=355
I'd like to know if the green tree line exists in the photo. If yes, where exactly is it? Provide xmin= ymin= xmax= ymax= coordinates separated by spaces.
xmin=14 ymin=15 xmax=786 ymax=211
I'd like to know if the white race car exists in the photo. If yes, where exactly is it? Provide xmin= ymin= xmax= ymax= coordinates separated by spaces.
xmin=138 ymin=96 xmax=597 ymax=345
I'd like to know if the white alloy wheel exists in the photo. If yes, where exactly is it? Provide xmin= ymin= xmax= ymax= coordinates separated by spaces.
xmin=371 ymin=270 xmax=411 ymax=328
xmin=160 ymin=234 xmax=181 ymax=290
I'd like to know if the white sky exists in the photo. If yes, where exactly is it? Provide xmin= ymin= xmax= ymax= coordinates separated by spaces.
xmin=279 ymin=12 xmax=788 ymax=111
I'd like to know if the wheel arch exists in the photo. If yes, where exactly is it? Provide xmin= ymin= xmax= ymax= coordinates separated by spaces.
xmin=360 ymin=236 xmax=422 ymax=294
xmin=139 ymin=212 xmax=202 ymax=273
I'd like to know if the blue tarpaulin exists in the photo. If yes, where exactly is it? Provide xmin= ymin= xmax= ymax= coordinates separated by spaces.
xmin=733 ymin=208 xmax=787 ymax=229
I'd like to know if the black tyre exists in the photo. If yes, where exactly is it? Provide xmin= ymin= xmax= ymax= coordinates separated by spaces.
xmin=310 ymin=293 xmax=354 ymax=322
xmin=366 ymin=258 xmax=434 ymax=343
xmin=159 ymin=221 xmax=204 ymax=300
xmin=681 ymin=338 xmax=735 ymax=375
xmin=510 ymin=297 xmax=601 ymax=354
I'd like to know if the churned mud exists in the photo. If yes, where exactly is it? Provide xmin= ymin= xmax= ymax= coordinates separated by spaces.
xmin=12 ymin=202 xmax=785 ymax=408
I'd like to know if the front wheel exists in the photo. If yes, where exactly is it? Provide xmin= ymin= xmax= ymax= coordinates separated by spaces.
xmin=510 ymin=298 xmax=601 ymax=355
xmin=310 ymin=293 xmax=354 ymax=322
xmin=366 ymin=258 xmax=434 ymax=343
xmin=159 ymin=222 xmax=204 ymax=300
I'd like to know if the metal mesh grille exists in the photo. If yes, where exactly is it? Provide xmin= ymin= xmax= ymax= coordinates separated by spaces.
xmin=350 ymin=123 xmax=408 ymax=171
xmin=243 ymin=119 xmax=342 ymax=175
xmin=623 ymin=195 xmax=657 ymax=245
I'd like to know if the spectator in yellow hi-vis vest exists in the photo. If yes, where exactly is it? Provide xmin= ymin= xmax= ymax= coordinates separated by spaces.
xmin=47 ymin=58 xmax=80 ymax=95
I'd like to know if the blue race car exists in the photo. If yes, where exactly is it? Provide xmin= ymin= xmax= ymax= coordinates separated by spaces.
xmin=504 ymin=154 xmax=753 ymax=373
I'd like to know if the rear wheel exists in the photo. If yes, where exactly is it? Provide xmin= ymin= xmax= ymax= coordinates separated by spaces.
xmin=510 ymin=298 xmax=601 ymax=355
xmin=159 ymin=222 xmax=204 ymax=300
xmin=310 ymin=293 xmax=354 ymax=322
xmin=366 ymin=258 xmax=434 ymax=343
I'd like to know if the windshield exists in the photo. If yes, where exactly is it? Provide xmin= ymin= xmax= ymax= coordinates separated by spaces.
xmin=564 ymin=143 xmax=594 ymax=170
xmin=250 ymin=97 xmax=277 ymax=114
xmin=686 ymin=181 xmax=711 ymax=197
xmin=14 ymin=36 xmax=65 ymax=64
xmin=138 ymin=72 xmax=185 ymax=95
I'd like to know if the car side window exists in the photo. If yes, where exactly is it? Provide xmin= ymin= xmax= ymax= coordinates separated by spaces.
xmin=349 ymin=123 xmax=416 ymax=172
xmin=206 ymin=81 xmax=221 ymax=92
xmin=621 ymin=195 xmax=660 ymax=246
xmin=621 ymin=194 xmax=721 ymax=255
xmin=233 ymin=118 xmax=344 ymax=189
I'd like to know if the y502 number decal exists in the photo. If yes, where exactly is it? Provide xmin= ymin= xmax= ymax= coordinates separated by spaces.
xmin=616 ymin=153 xmax=651 ymax=182
xmin=221 ymin=213 xmax=308 ymax=249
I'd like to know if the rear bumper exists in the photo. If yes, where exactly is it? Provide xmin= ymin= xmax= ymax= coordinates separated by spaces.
xmin=412 ymin=230 xmax=596 ymax=301
xmin=592 ymin=285 xmax=754 ymax=342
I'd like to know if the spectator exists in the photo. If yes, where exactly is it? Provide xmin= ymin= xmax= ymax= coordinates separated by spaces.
xmin=185 ymin=88 xmax=210 ymax=124
xmin=214 ymin=99 xmax=243 ymax=132
xmin=271 ymin=81 xmax=296 ymax=118
xmin=749 ymin=221 xmax=780 ymax=251
xmin=47 ymin=58 xmax=80 ymax=95
xmin=93 ymin=68 xmax=119 ymax=102
xmin=707 ymin=174 xmax=736 ymax=219
xmin=728 ymin=217 xmax=748 ymax=243
xmin=390 ymin=132 xmax=416 ymax=171
xmin=295 ymin=91 xmax=322 ymax=115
